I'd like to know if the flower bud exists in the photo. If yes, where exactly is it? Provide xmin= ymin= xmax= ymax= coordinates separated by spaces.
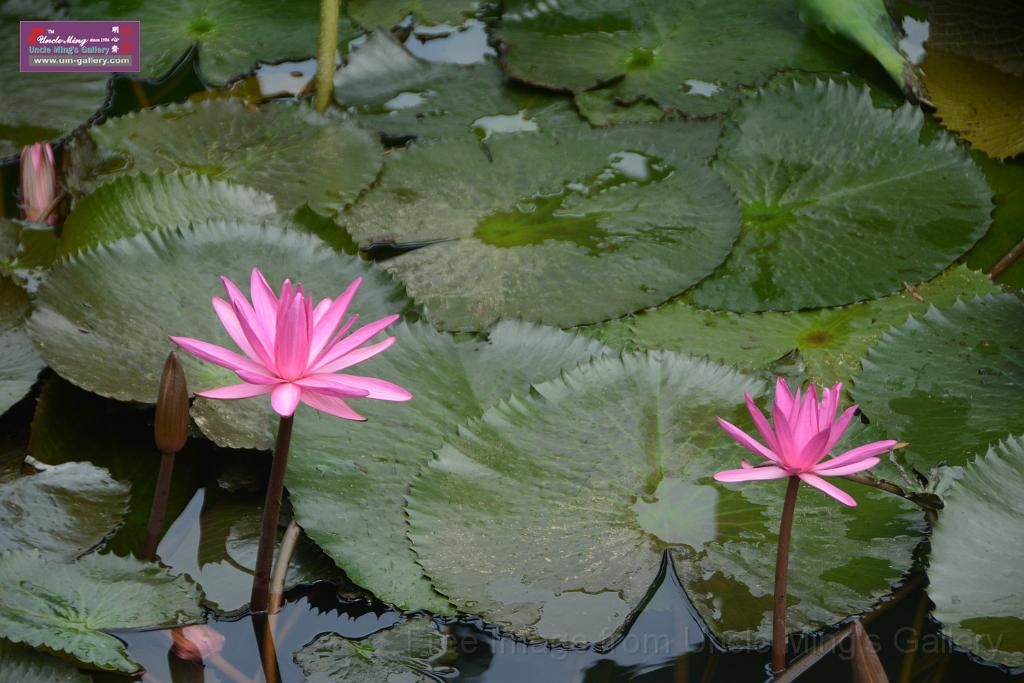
xmin=169 ymin=625 xmax=225 ymax=663
xmin=155 ymin=352 xmax=190 ymax=454
xmin=19 ymin=143 xmax=58 ymax=226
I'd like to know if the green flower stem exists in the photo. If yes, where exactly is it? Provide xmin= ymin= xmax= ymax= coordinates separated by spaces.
xmin=772 ymin=476 xmax=801 ymax=673
xmin=250 ymin=415 xmax=294 ymax=613
xmin=141 ymin=450 xmax=175 ymax=561
xmin=314 ymin=0 xmax=341 ymax=113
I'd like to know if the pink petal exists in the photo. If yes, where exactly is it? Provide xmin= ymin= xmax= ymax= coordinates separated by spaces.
xmin=313 ymin=298 xmax=333 ymax=325
xmin=293 ymin=375 xmax=369 ymax=398
xmin=772 ymin=407 xmax=797 ymax=466
xmin=813 ymin=457 xmax=881 ymax=477
xmin=170 ymin=336 xmax=265 ymax=374
xmin=745 ymin=392 xmax=779 ymax=452
xmin=714 ymin=466 xmax=789 ymax=482
xmin=798 ymin=473 xmax=857 ymax=506
xmin=249 ymin=268 xmax=279 ymax=344
xmin=716 ymin=417 xmax=780 ymax=463
xmin=308 ymin=278 xmax=362 ymax=362
xmin=306 ymin=373 xmax=411 ymax=401
xmin=300 ymin=390 xmax=366 ymax=421
xmin=312 ymin=315 xmax=400 ymax=372
xmin=223 ymin=277 xmax=276 ymax=368
xmin=196 ymin=383 xmax=275 ymax=399
xmin=235 ymin=369 xmax=282 ymax=385
xmin=211 ymin=296 xmax=260 ymax=361
xmin=822 ymin=440 xmax=898 ymax=470
xmin=798 ymin=427 xmax=832 ymax=469
xmin=825 ymin=405 xmax=858 ymax=453
xmin=314 ymin=337 xmax=395 ymax=373
xmin=271 ymin=383 xmax=302 ymax=417
xmin=311 ymin=314 xmax=359 ymax=366
xmin=274 ymin=292 xmax=310 ymax=380
xmin=819 ymin=383 xmax=842 ymax=431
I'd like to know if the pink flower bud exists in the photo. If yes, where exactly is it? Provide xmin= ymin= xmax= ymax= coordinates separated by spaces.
xmin=19 ymin=142 xmax=58 ymax=226
xmin=169 ymin=625 xmax=226 ymax=663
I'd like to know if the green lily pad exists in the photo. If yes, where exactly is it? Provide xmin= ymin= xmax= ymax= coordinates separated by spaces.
xmin=852 ymin=294 xmax=1024 ymax=470
xmin=690 ymin=81 xmax=993 ymax=312
xmin=0 ymin=461 xmax=129 ymax=560
xmin=407 ymin=352 xmax=925 ymax=644
xmin=0 ymin=640 xmax=90 ymax=683
xmin=28 ymin=222 xmax=410 ymax=451
xmin=928 ymin=434 xmax=1024 ymax=668
xmin=0 ymin=17 xmax=109 ymax=158
xmin=287 ymin=320 xmax=608 ymax=613
xmin=588 ymin=266 xmax=998 ymax=385
xmin=926 ymin=0 xmax=1024 ymax=77
xmin=335 ymin=31 xmax=576 ymax=141
xmin=294 ymin=617 xmax=452 ymax=682
xmin=0 ymin=275 xmax=44 ymax=416
xmin=89 ymin=100 xmax=383 ymax=214
xmin=573 ymin=90 xmax=673 ymax=127
xmin=71 ymin=0 xmax=321 ymax=85
xmin=494 ymin=0 xmax=849 ymax=117
xmin=963 ymin=153 xmax=1024 ymax=289
xmin=344 ymin=122 xmax=735 ymax=330
xmin=58 ymin=173 xmax=278 ymax=257
xmin=348 ymin=0 xmax=478 ymax=28
xmin=0 ymin=549 xmax=204 ymax=673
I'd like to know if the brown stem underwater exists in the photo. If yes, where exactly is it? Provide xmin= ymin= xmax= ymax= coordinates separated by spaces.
xmin=141 ymin=450 xmax=176 ymax=561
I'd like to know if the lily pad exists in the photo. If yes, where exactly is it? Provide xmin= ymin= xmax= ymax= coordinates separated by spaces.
xmin=0 ymin=275 xmax=44 ymax=416
xmin=852 ymin=294 xmax=1024 ymax=470
xmin=690 ymin=81 xmax=993 ymax=312
xmin=494 ymin=0 xmax=849 ymax=116
xmin=59 ymin=173 xmax=278 ymax=257
xmin=294 ymin=617 xmax=452 ymax=682
xmin=71 ymin=0 xmax=321 ymax=85
xmin=963 ymin=155 xmax=1024 ymax=289
xmin=28 ymin=222 xmax=410 ymax=451
xmin=348 ymin=0 xmax=478 ymax=28
xmin=0 ymin=549 xmax=204 ymax=673
xmin=0 ymin=640 xmax=90 ymax=683
xmin=928 ymin=434 xmax=1024 ymax=668
xmin=287 ymin=320 xmax=608 ymax=613
xmin=573 ymin=90 xmax=673 ymax=127
xmin=407 ymin=352 xmax=925 ymax=644
xmin=588 ymin=266 xmax=998 ymax=385
xmin=0 ymin=461 xmax=130 ymax=560
xmin=88 ymin=100 xmax=383 ymax=214
xmin=335 ymin=31 xmax=576 ymax=141
xmin=344 ymin=122 xmax=736 ymax=330
xmin=926 ymin=0 xmax=1024 ymax=77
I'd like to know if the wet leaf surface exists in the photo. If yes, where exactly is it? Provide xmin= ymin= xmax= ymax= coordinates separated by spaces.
xmin=0 ymin=276 xmax=43 ymax=416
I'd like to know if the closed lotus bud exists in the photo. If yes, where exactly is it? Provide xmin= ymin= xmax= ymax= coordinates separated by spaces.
xmin=19 ymin=142 xmax=58 ymax=226
xmin=169 ymin=625 xmax=225 ymax=663
xmin=155 ymin=352 xmax=190 ymax=454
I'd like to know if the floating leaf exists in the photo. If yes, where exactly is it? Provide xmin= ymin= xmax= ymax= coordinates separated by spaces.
xmin=494 ymin=0 xmax=849 ymax=116
xmin=0 ymin=640 xmax=90 ymax=683
xmin=928 ymin=434 xmax=1024 ymax=667
xmin=59 ymin=173 xmax=278 ymax=257
xmin=0 ymin=550 xmax=204 ymax=673
xmin=89 ymin=100 xmax=383 ymax=214
xmin=287 ymin=321 xmax=608 ymax=612
xmin=962 ymin=155 xmax=1024 ymax=288
xmin=335 ymin=32 xmax=576 ymax=141
xmin=588 ymin=266 xmax=998 ymax=385
xmin=294 ymin=617 xmax=452 ymax=682
xmin=348 ymin=0 xmax=478 ymax=28
xmin=407 ymin=352 xmax=925 ymax=644
xmin=344 ymin=123 xmax=735 ymax=330
xmin=690 ymin=81 xmax=992 ymax=312
xmin=926 ymin=0 xmax=1024 ymax=77
xmin=29 ymin=222 xmax=410 ymax=450
xmin=0 ymin=275 xmax=44 ymax=416
xmin=853 ymin=294 xmax=1024 ymax=470
xmin=71 ymin=0 xmax=321 ymax=84
xmin=0 ymin=461 xmax=129 ymax=560
xmin=573 ymin=90 xmax=672 ymax=127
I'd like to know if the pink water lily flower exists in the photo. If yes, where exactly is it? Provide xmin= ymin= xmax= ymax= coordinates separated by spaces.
xmin=20 ymin=142 xmax=58 ymax=226
xmin=169 ymin=624 xmax=225 ymax=663
xmin=171 ymin=268 xmax=411 ymax=420
xmin=713 ymin=378 xmax=896 ymax=507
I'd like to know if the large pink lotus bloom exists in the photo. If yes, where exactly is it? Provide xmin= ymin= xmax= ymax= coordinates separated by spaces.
xmin=713 ymin=378 xmax=896 ymax=507
xmin=171 ymin=268 xmax=411 ymax=420
xmin=20 ymin=142 xmax=58 ymax=226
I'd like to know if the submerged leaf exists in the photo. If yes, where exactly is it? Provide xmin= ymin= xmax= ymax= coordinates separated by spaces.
xmin=287 ymin=321 xmax=608 ymax=613
xmin=407 ymin=352 xmax=924 ymax=644
xmin=853 ymin=294 xmax=1024 ymax=470
xmin=691 ymin=81 xmax=992 ymax=312
xmin=0 ymin=550 xmax=204 ymax=673
xmin=0 ymin=275 xmax=43 ymax=416
xmin=928 ymin=434 xmax=1024 ymax=667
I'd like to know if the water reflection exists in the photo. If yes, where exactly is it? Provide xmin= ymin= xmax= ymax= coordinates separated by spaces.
xmin=404 ymin=20 xmax=496 ymax=64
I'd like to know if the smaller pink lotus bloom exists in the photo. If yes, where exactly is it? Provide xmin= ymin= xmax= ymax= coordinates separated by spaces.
xmin=19 ymin=142 xmax=58 ymax=226
xmin=171 ymin=268 xmax=412 ymax=420
xmin=169 ymin=624 xmax=226 ymax=663
xmin=713 ymin=378 xmax=897 ymax=507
